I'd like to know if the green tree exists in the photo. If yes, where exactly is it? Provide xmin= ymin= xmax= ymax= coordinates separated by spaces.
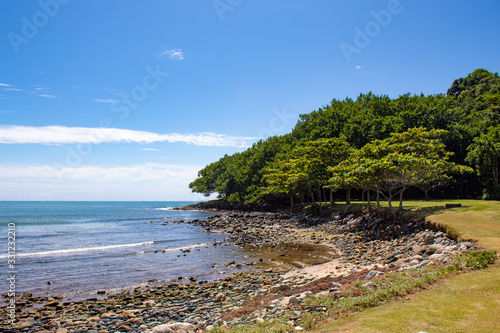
xmin=466 ymin=125 xmax=500 ymax=199
xmin=293 ymin=137 xmax=352 ymax=208
xmin=262 ymin=158 xmax=310 ymax=210
xmin=357 ymin=128 xmax=471 ymax=219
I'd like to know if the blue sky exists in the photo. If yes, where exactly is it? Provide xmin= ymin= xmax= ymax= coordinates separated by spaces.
xmin=0 ymin=0 xmax=499 ymax=201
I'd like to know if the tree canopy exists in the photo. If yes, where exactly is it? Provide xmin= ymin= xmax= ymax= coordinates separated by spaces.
xmin=189 ymin=69 xmax=500 ymax=207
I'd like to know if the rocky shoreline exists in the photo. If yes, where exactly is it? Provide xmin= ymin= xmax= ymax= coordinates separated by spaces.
xmin=1 ymin=205 xmax=477 ymax=333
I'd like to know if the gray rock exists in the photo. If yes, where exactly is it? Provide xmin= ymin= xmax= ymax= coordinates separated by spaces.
xmin=150 ymin=323 xmax=197 ymax=333
xmin=269 ymin=284 xmax=291 ymax=293
xmin=276 ymin=296 xmax=299 ymax=309
xmin=458 ymin=241 xmax=474 ymax=249
xmin=363 ymin=282 xmax=377 ymax=290
xmin=426 ymin=244 xmax=443 ymax=254
xmin=213 ymin=293 xmax=226 ymax=302
xmin=428 ymin=253 xmax=447 ymax=261
xmin=364 ymin=270 xmax=384 ymax=280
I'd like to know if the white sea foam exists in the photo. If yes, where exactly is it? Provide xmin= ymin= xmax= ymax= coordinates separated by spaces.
xmin=1 ymin=241 xmax=155 ymax=258
xmin=162 ymin=243 xmax=207 ymax=252
xmin=154 ymin=207 xmax=173 ymax=211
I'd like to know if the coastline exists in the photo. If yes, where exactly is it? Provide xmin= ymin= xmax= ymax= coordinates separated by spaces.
xmin=1 ymin=203 xmax=475 ymax=333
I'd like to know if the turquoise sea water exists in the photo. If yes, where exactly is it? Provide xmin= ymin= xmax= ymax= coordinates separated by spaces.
xmin=0 ymin=201 xmax=247 ymax=298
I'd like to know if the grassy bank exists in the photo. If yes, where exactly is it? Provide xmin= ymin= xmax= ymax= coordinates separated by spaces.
xmin=214 ymin=199 xmax=499 ymax=333
xmin=313 ymin=199 xmax=500 ymax=333
xmin=313 ymin=263 xmax=500 ymax=333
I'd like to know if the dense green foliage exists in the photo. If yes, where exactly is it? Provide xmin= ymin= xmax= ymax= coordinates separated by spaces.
xmin=190 ymin=69 xmax=500 ymax=205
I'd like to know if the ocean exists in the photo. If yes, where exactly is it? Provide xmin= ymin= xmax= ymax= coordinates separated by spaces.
xmin=0 ymin=201 xmax=249 ymax=299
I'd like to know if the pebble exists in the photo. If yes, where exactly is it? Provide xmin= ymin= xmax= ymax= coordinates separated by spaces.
xmin=1 ymin=209 xmax=467 ymax=332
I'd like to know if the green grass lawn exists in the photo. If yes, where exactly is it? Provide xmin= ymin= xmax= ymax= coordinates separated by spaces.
xmin=312 ymin=199 xmax=500 ymax=333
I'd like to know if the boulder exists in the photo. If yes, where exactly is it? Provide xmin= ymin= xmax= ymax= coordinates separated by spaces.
xmin=426 ymin=244 xmax=443 ymax=255
xmin=428 ymin=253 xmax=447 ymax=261
xmin=143 ymin=300 xmax=155 ymax=308
xmin=43 ymin=319 xmax=60 ymax=329
xmin=269 ymin=284 xmax=291 ymax=294
xmin=213 ymin=292 xmax=226 ymax=302
xmin=150 ymin=323 xmax=197 ymax=333
xmin=363 ymin=282 xmax=377 ymax=290
xmin=276 ymin=296 xmax=299 ymax=309
xmin=45 ymin=300 xmax=59 ymax=307
xmin=458 ymin=241 xmax=474 ymax=249
xmin=412 ymin=245 xmax=426 ymax=255
xmin=364 ymin=270 xmax=384 ymax=281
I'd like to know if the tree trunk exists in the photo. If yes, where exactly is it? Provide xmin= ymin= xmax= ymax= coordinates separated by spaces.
xmin=317 ymin=188 xmax=323 ymax=215
xmin=424 ymin=189 xmax=429 ymax=201
xmin=346 ymin=187 xmax=351 ymax=205
xmin=398 ymin=189 xmax=404 ymax=211
xmin=329 ymin=188 xmax=334 ymax=208
xmin=388 ymin=193 xmax=397 ymax=221
xmin=290 ymin=195 xmax=294 ymax=211
xmin=376 ymin=186 xmax=381 ymax=217
xmin=367 ymin=188 xmax=371 ymax=209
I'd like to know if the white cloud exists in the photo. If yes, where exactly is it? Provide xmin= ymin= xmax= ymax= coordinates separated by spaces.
xmin=0 ymin=163 xmax=199 ymax=182
xmin=140 ymin=148 xmax=161 ymax=151
xmin=4 ymin=88 xmax=23 ymax=92
xmin=0 ymin=83 xmax=12 ymax=87
xmin=0 ymin=110 xmax=13 ymax=114
xmin=355 ymin=65 xmax=364 ymax=70
xmin=38 ymin=94 xmax=55 ymax=98
xmin=158 ymin=48 xmax=184 ymax=60
xmin=0 ymin=125 xmax=255 ymax=147
xmin=94 ymin=98 xmax=119 ymax=104
xmin=0 ymin=163 xmax=210 ymax=201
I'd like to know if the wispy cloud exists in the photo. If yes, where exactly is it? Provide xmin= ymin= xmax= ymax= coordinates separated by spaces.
xmin=0 ymin=110 xmax=14 ymax=114
xmin=38 ymin=94 xmax=55 ymax=98
xmin=0 ymin=83 xmax=12 ymax=87
xmin=4 ymin=88 xmax=24 ymax=92
xmin=158 ymin=48 xmax=184 ymax=60
xmin=0 ymin=125 xmax=255 ymax=147
xmin=31 ymin=84 xmax=48 ymax=91
xmin=0 ymin=163 xmax=200 ymax=182
xmin=355 ymin=65 xmax=369 ymax=76
xmin=139 ymin=148 xmax=161 ymax=152
xmin=0 ymin=163 xmax=209 ymax=200
xmin=94 ymin=98 xmax=119 ymax=104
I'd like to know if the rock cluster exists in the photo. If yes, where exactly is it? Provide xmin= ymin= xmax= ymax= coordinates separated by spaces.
xmin=1 ymin=208 xmax=477 ymax=332
xmin=193 ymin=211 xmax=325 ymax=247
